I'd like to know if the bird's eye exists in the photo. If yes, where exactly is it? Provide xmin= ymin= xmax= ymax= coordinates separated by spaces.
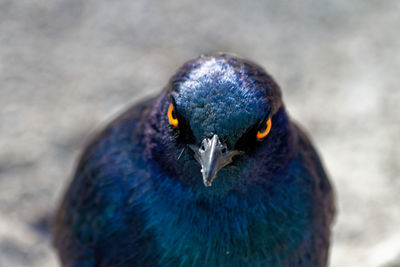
xmin=256 ymin=118 xmax=272 ymax=140
xmin=168 ymin=104 xmax=179 ymax=127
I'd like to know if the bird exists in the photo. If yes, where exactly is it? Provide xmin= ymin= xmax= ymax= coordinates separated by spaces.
xmin=53 ymin=53 xmax=335 ymax=267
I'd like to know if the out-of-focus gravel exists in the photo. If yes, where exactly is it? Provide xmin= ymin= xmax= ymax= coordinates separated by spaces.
xmin=0 ymin=1 xmax=399 ymax=266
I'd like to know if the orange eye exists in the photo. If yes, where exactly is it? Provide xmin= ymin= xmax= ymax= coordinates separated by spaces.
xmin=256 ymin=118 xmax=272 ymax=140
xmin=168 ymin=104 xmax=179 ymax=127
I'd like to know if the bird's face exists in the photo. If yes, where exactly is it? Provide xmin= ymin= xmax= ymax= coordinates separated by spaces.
xmin=158 ymin=54 xmax=284 ymax=188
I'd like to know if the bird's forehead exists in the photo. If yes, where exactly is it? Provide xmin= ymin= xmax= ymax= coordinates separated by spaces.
xmin=173 ymin=59 xmax=268 ymax=142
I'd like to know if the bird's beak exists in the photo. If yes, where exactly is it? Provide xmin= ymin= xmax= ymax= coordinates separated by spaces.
xmin=189 ymin=135 xmax=243 ymax=187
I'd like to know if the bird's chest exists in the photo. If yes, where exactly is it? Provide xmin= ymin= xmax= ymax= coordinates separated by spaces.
xmin=140 ymin=183 xmax=309 ymax=267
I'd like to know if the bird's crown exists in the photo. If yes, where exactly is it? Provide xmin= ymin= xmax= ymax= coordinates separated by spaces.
xmin=167 ymin=53 xmax=282 ymax=147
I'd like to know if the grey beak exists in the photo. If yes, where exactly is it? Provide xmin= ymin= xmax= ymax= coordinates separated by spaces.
xmin=189 ymin=135 xmax=243 ymax=187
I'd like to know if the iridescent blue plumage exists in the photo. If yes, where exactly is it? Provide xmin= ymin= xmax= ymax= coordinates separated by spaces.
xmin=53 ymin=53 xmax=335 ymax=267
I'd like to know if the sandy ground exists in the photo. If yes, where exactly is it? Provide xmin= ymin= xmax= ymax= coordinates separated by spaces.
xmin=0 ymin=1 xmax=399 ymax=266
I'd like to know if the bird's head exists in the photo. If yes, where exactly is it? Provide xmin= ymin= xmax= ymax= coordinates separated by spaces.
xmin=144 ymin=53 xmax=291 ymax=193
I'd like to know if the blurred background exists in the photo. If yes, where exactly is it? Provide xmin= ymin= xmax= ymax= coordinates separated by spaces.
xmin=0 ymin=0 xmax=399 ymax=266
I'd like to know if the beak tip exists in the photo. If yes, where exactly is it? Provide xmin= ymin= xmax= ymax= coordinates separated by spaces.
xmin=204 ymin=181 xmax=212 ymax=187
xmin=202 ymin=173 xmax=214 ymax=187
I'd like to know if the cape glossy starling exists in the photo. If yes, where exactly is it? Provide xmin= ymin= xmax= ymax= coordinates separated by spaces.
xmin=54 ymin=53 xmax=335 ymax=267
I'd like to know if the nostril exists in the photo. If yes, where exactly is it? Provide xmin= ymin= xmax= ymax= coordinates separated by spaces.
xmin=200 ymin=143 xmax=206 ymax=151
